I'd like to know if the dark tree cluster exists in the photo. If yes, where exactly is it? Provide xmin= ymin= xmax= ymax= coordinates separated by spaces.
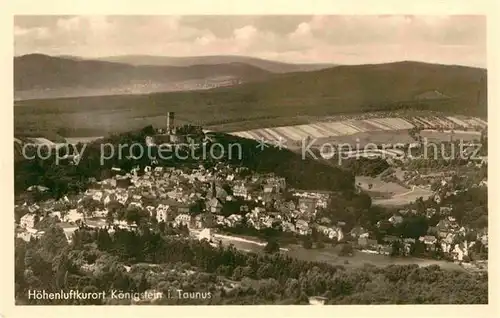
xmin=16 ymin=224 xmax=488 ymax=305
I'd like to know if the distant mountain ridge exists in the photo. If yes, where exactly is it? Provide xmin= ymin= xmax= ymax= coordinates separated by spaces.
xmin=92 ymin=54 xmax=335 ymax=73
xmin=203 ymin=60 xmax=486 ymax=115
xmin=14 ymin=54 xmax=274 ymax=100
xmin=15 ymin=60 xmax=487 ymax=138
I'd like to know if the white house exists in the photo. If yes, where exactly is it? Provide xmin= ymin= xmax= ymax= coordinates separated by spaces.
xmin=419 ymin=235 xmax=437 ymax=246
xmin=62 ymin=226 xmax=79 ymax=243
xmin=49 ymin=211 xmax=62 ymax=220
xmin=116 ymin=192 xmax=129 ymax=205
xmin=233 ymin=184 xmax=249 ymax=198
xmin=295 ymin=220 xmax=311 ymax=236
xmin=156 ymin=204 xmax=170 ymax=223
xmin=324 ymin=227 xmax=343 ymax=240
xmin=388 ymin=215 xmax=404 ymax=225
xmin=198 ymin=228 xmax=214 ymax=241
xmin=129 ymin=201 xmax=143 ymax=210
xmin=146 ymin=206 xmax=156 ymax=217
xmin=154 ymin=167 xmax=164 ymax=173
xmin=174 ymin=214 xmax=191 ymax=227
xmin=17 ymin=228 xmax=44 ymax=242
xmin=226 ymin=214 xmax=243 ymax=227
xmin=28 ymin=204 xmax=40 ymax=214
xmin=282 ymin=221 xmax=296 ymax=233
xmin=64 ymin=209 xmax=84 ymax=223
xmin=308 ymin=296 xmax=327 ymax=305
xmin=103 ymin=194 xmax=116 ymax=206
xmin=20 ymin=213 xmax=37 ymax=229
xmin=92 ymin=191 xmax=103 ymax=202
xmin=452 ymin=241 xmax=474 ymax=261
xmin=216 ymin=215 xmax=226 ymax=226
xmin=93 ymin=209 xmax=108 ymax=218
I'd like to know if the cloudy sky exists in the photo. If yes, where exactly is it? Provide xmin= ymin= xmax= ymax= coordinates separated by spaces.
xmin=14 ymin=15 xmax=486 ymax=67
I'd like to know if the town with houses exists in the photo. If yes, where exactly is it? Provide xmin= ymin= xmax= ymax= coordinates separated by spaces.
xmin=12 ymin=14 xmax=491 ymax=307
xmin=16 ymin=152 xmax=488 ymax=273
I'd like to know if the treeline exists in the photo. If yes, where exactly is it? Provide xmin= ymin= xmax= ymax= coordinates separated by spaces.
xmin=359 ymin=99 xmax=486 ymax=117
xmin=15 ymin=224 xmax=488 ymax=305
xmin=441 ymin=187 xmax=488 ymax=229
xmin=341 ymin=158 xmax=390 ymax=177
xmin=215 ymin=133 xmax=355 ymax=192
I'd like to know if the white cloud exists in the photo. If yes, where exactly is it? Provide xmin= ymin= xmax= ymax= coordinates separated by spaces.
xmin=233 ymin=25 xmax=257 ymax=46
xmin=56 ymin=16 xmax=82 ymax=32
xmin=86 ymin=16 xmax=113 ymax=33
xmin=14 ymin=15 xmax=486 ymax=67
xmin=289 ymin=22 xmax=311 ymax=38
xmin=233 ymin=25 xmax=257 ymax=41
xmin=14 ymin=25 xmax=50 ymax=40
xmin=14 ymin=26 xmax=30 ymax=36
xmin=195 ymin=31 xmax=217 ymax=46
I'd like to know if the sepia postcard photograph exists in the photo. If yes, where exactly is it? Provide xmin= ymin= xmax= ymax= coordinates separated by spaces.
xmin=3 ymin=1 xmax=499 ymax=316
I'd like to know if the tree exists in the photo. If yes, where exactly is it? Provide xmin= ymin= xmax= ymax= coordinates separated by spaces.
xmin=264 ymin=239 xmax=280 ymax=254
xmin=36 ymin=216 xmax=59 ymax=231
xmin=106 ymin=210 xmax=114 ymax=225
xmin=124 ymin=206 xmax=144 ymax=225
xmin=302 ymin=236 xmax=313 ymax=249
xmin=399 ymin=216 xmax=429 ymax=239
xmin=158 ymin=221 xmax=166 ymax=234
xmin=390 ymin=241 xmax=402 ymax=257
xmin=473 ymin=214 xmax=488 ymax=229
xmin=97 ymin=229 xmax=113 ymax=251
xmin=331 ymin=237 xmax=339 ymax=247
xmin=311 ymin=227 xmax=319 ymax=241
xmin=338 ymin=243 xmax=354 ymax=257
xmin=39 ymin=224 xmax=69 ymax=261
xmin=15 ymin=239 xmax=27 ymax=294
xmin=178 ymin=224 xmax=190 ymax=237
xmin=231 ymin=266 xmax=244 ymax=281
xmin=136 ymin=273 xmax=149 ymax=293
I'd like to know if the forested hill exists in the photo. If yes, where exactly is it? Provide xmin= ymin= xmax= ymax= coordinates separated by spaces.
xmin=15 ymin=224 xmax=488 ymax=305
xmin=14 ymin=54 xmax=273 ymax=100
xmin=204 ymin=61 xmax=487 ymax=116
xmin=15 ymin=60 xmax=487 ymax=132
xmin=14 ymin=128 xmax=354 ymax=199
xmin=94 ymin=54 xmax=334 ymax=73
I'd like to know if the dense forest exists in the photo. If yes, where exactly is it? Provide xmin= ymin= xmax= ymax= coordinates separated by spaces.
xmin=15 ymin=222 xmax=488 ymax=305
xmin=341 ymin=158 xmax=390 ymax=177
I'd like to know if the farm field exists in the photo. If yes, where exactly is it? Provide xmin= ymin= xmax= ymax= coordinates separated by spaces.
xmin=231 ymin=117 xmax=414 ymax=142
xmin=14 ymin=100 xmax=487 ymax=148
xmin=308 ymin=130 xmax=415 ymax=148
xmin=65 ymin=136 xmax=104 ymax=144
xmin=230 ymin=115 xmax=486 ymax=147
xmin=213 ymin=231 xmax=464 ymax=270
xmin=201 ymin=231 xmax=464 ymax=271
xmin=355 ymin=174 xmax=432 ymax=206
xmin=356 ymin=176 xmax=410 ymax=194
xmin=285 ymin=245 xmax=465 ymax=271
xmin=420 ymin=129 xmax=482 ymax=143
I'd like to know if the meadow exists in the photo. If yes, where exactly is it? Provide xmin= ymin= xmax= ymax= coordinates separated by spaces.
xmin=214 ymin=232 xmax=464 ymax=271
xmin=371 ymin=187 xmax=434 ymax=206
xmin=354 ymin=175 xmax=433 ymax=206
xmin=229 ymin=115 xmax=486 ymax=148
